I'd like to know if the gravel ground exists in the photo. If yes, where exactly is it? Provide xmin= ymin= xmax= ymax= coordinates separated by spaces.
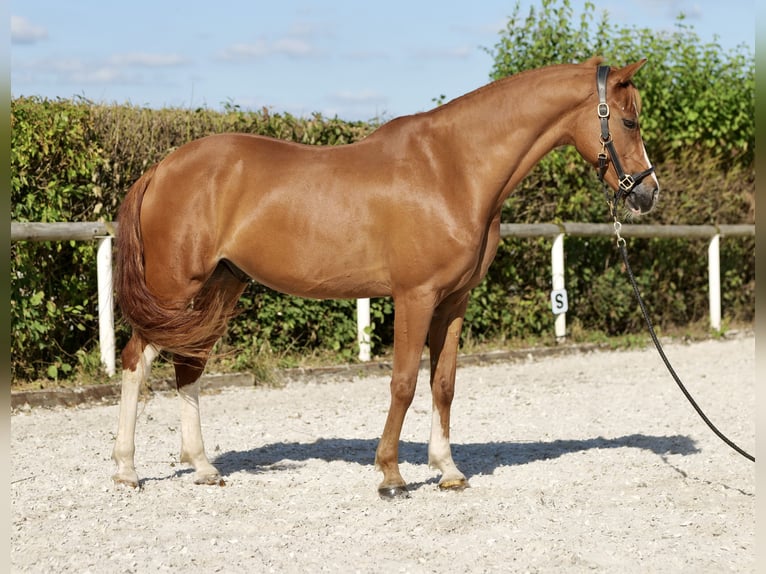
xmin=11 ymin=336 xmax=755 ymax=573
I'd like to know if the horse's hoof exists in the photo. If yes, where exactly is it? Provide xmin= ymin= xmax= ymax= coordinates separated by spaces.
xmin=438 ymin=478 xmax=469 ymax=491
xmin=112 ymin=473 xmax=139 ymax=489
xmin=194 ymin=473 xmax=226 ymax=486
xmin=378 ymin=485 xmax=410 ymax=500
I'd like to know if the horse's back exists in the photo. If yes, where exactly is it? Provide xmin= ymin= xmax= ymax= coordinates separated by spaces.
xmin=137 ymin=133 xmax=398 ymax=298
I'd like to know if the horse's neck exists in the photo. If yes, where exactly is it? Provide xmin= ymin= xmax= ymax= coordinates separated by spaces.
xmin=432 ymin=64 xmax=590 ymax=207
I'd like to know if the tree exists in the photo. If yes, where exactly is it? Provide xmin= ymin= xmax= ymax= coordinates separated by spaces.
xmin=486 ymin=0 xmax=754 ymax=169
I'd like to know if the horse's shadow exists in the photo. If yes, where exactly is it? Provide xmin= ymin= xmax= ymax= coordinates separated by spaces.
xmin=211 ymin=433 xmax=698 ymax=480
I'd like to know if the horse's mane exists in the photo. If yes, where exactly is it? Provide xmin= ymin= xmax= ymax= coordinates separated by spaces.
xmin=435 ymin=56 xmax=605 ymax=113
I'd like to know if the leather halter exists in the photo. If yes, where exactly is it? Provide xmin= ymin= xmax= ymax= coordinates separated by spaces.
xmin=596 ymin=65 xmax=655 ymax=212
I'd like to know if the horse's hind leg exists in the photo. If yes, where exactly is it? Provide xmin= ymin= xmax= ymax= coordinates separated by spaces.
xmin=112 ymin=334 xmax=159 ymax=487
xmin=174 ymin=262 xmax=247 ymax=485
xmin=174 ymin=356 xmax=223 ymax=485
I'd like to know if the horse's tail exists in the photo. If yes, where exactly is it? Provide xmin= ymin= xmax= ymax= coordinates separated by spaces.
xmin=115 ymin=165 xmax=231 ymax=359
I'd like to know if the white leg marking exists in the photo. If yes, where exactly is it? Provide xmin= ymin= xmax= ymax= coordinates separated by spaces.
xmin=112 ymin=344 xmax=159 ymax=487
xmin=178 ymin=379 xmax=222 ymax=485
xmin=428 ymin=408 xmax=467 ymax=488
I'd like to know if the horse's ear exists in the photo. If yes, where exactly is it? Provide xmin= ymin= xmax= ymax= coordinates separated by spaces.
xmin=613 ymin=59 xmax=647 ymax=85
xmin=584 ymin=55 xmax=605 ymax=67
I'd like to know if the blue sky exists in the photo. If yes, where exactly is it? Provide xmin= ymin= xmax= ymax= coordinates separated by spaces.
xmin=11 ymin=1 xmax=754 ymax=121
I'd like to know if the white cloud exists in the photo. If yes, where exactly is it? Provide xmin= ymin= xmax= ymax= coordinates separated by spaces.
xmin=273 ymin=37 xmax=314 ymax=56
xmin=13 ymin=48 xmax=191 ymax=89
xmin=216 ymin=16 xmax=330 ymax=63
xmin=39 ymin=58 xmax=84 ymax=74
xmin=218 ymin=37 xmax=315 ymax=61
xmin=13 ymin=54 xmax=176 ymax=87
xmin=69 ymin=67 xmax=139 ymax=85
xmin=11 ymin=15 xmax=48 ymax=44
xmin=109 ymin=52 xmax=189 ymax=67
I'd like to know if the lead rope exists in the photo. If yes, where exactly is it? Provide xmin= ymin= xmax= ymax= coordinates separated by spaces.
xmin=610 ymin=214 xmax=754 ymax=462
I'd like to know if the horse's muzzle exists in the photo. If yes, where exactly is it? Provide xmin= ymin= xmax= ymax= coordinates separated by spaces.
xmin=624 ymin=181 xmax=659 ymax=215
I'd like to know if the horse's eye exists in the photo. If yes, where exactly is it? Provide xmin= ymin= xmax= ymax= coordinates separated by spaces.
xmin=623 ymin=119 xmax=637 ymax=130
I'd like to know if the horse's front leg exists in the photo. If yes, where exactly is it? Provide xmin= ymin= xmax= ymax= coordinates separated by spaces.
xmin=427 ymin=295 xmax=470 ymax=491
xmin=375 ymin=291 xmax=435 ymax=499
xmin=112 ymin=336 xmax=158 ymax=487
xmin=174 ymin=356 xmax=223 ymax=485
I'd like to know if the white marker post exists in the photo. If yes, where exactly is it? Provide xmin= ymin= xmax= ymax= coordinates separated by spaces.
xmin=708 ymin=234 xmax=721 ymax=332
xmin=356 ymin=297 xmax=371 ymax=361
xmin=96 ymin=236 xmax=116 ymax=376
xmin=550 ymin=233 xmax=567 ymax=342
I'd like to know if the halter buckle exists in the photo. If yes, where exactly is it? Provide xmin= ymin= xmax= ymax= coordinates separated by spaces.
xmin=597 ymin=102 xmax=610 ymax=118
xmin=618 ymin=173 xmax=636 ymax=192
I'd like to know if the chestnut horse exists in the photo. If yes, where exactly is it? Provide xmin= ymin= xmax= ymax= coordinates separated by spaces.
xmin=113 ymin=57 xmax=659 ymax=497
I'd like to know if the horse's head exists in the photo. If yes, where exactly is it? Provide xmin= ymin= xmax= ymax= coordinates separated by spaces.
xmin=575 ymin=58 xmax=659 ymax=215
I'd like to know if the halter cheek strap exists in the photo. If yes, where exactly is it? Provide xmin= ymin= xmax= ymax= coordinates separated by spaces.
xmin=596 ymin=65 xmax=655 ymax=211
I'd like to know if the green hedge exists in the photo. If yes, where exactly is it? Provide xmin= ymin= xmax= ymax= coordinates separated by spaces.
xmin=11 ymin=101 xmax=380 ymax=381
xmin=11 ymin=0 xmax=754 ymax=383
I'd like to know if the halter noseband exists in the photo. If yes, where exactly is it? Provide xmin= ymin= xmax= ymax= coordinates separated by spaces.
xmin=596 ymin=65 xmax=655 ymax=213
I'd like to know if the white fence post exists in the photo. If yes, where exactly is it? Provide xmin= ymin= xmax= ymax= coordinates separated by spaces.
xmin=708 ymin=234 xmax=721 ymax=332
xmin=551 ymin=233 xmax=566 ymax=342
xmin=356 ymin=298 xmax=371 ymax=361
xmin=96 ymin=236 xmax=116 ymax=376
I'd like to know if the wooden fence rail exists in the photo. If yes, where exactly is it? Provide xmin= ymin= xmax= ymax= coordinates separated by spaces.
xmin=11 ymin=221 xmax=756 ymax=242
xmin=11 ymin=221 xmax=755 ymax=377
